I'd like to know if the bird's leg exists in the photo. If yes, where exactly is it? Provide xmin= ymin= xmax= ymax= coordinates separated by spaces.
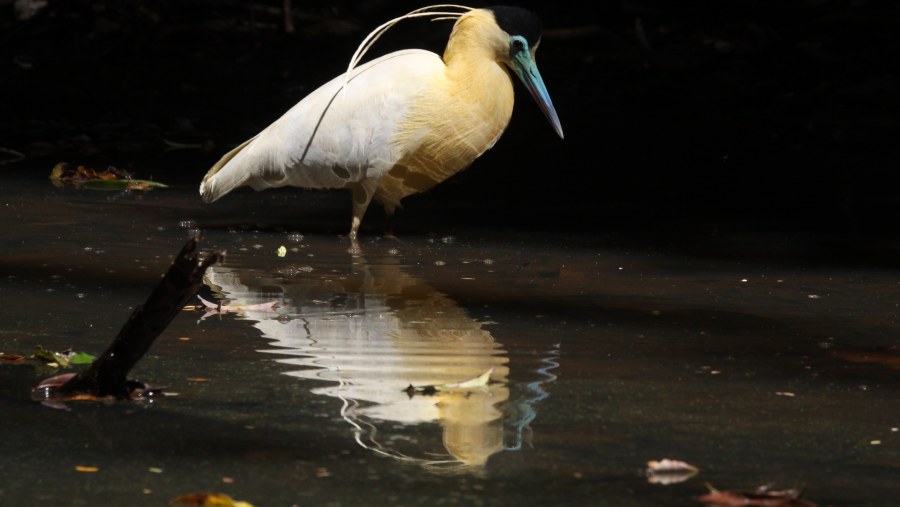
xmin=348 ymin=179 xmax=377 ymax=240
xmin=383 ymin=203 xmax=397 ymax=238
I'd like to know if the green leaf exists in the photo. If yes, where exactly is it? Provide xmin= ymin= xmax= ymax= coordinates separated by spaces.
xmin=68 ymin=352 xmax=95 ymax=365
xmin=33 ymin=345 xmax=58 ymax=363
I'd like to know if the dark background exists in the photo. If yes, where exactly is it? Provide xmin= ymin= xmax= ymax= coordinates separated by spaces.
xmin=2 ymin=0 xmax=898 ymax=234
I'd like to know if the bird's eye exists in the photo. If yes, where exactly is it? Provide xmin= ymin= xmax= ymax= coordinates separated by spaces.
xmin=511 ymin=37 xmax=526 ymax=52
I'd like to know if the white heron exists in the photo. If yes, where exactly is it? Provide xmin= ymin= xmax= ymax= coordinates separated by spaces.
xmin=200 ymin=5 xmax=563 ymax=238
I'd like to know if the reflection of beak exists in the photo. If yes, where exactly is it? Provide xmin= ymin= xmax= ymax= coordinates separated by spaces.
xmin=511 ymin=51 xmax=564 ymax=139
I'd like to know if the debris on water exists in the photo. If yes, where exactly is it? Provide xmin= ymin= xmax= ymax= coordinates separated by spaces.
xmin=434 ymin=260 xmax=446 ymax=266
xmin=49 ymin=162 xmax=167 ymax=191
xmin=178 ymin=219 xmax=198 ymax=229
xmin=387 ymin=248 xmax=400 ymax=255
xmin=274 ymin=264 xmax=314 ymax=278
xmin=404 ymin=368 xmax=493 ymax=397
xmin=440 ymin=235 xmax=456 ymax=244
xmin=830 ymin=345 xmax=900 ymax=369
xmin=170 ymin=492 xmax=255 ymax=507
xmin=33 ymin=237 xmax=222 ymax=401
xmin=74 ymin=465 xmax=99 ymax=473
xmin=697 ymin=484 xmax=819 ymax=507
xmin=277 ymin=245 xmax=287 ymax=257
xmin=32 ymin=345 xmax=95 ymax=368
xmin=1 ymin=354 xmax=27 ymax=364
xmin=645 ymin=458 xmax=698 ymax=485
xmin=287 ymin=232 xmax=304 ymax=243
xmin=196 ymin=295 xmax=278 ymax=318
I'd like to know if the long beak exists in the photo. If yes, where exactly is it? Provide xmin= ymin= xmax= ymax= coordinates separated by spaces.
xmin=511 ymin=51 xmax=564 ymax=139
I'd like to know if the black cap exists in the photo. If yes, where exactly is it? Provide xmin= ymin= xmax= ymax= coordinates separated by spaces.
xmin=488 ymin=6 xmax=542 ymax=47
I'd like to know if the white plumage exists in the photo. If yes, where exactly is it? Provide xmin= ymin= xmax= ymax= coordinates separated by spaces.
xmin=200 ymin=50 xmax=442 ymax=201
xmin=200 ymin=5 xmax=562 ymax=237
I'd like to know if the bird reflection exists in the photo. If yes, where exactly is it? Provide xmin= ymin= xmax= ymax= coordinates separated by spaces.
xmin=202 ymin=246 xmax=555 ymax=472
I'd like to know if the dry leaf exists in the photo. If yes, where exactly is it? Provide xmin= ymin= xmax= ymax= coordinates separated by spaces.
xmin=49 ymin=162 xmax=167 ymax=190
xmin=196 ymin=296 xmax=278 ymax=318
xmin=646 ymin=458 xmax=699 ymax=484
xmin=170 ymin=492 xmax=255 ymax=507
xmin=404 ymin=368 xmax=494 ymax=396
xmin=698 ymin=484 xmax=819 ymax=507
xmin=1 ymin=354 xmax=27 ymax=364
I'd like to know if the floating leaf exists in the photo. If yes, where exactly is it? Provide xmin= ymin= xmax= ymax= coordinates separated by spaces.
xmin=698 ymin=484 xmax=819 ymax=507
xmin=646 ymin=458 xmax=699 ymax=485
xmin=831 ymin=347 xmax=900 ymax=370
xmin=1 ymin=354 xmax=27 ymax=364
xmin=69 ymin=352 xmax=96 ymax=365
xmin=170 ymin=492 xmax=255 ymax=507
xmin=405 ymin=368 xmax=493 ymax=396
xmin=437 ymin=368 xmax=493 ymax=391
xmin=196 ymin=296 xmax=278 ymax=318
xmin=49 ymin=162 xmax=167 ymax=191
xmin=33 ymin=345 xmax=61 ymax=364
xmin=74 ymin=465 xmax=99 ymax=473
xmin=81 ymin=179 xmax=168 ymax=191
xmin=32 ymin=346 xmax=95 ymax=368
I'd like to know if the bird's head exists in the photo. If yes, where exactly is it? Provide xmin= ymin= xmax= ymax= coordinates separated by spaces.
xmin=481 ymin=6 xmax=564 ymax=139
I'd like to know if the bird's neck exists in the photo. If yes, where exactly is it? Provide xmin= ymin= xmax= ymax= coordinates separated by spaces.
xmin=442 ymin=17 xmax=507 ymax=85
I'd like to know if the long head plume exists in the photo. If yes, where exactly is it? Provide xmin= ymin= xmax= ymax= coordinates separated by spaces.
xmin=343 ymin=4 xmax=474 ymax=88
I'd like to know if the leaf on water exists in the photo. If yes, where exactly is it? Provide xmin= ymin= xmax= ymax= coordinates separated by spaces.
xmin=81 ymin=179 xmax=168 ymax=191
xmin=74 ymin=465 xmax=99 ymax=473
xmin=33 ymin=345 xmax=59 ymax=364
xmin=438 ymin=368 xmax=493 ymax=390
xmin=32 ymin=346 xmax=95 ymax=367
xmin=69 ymin=352 xmax=96 ymax=364
xmin=646 ymin=458 xmax=699 ymax=485
xmin=170 ymin=492 xmax=255 ymax=507
xmin=831 ymin=346 xmax=900 ymax=370
xmin=49 ymin=162 xmax=167 ymax=191
xmin=196 ymin=295 xmax=278 ymax=315
xmin=1 ymin=354 xmax=27 ymax=364
xmin=697 ymin=484 xmax=819 ymax=507
xmin=405 ymin=368 xmax=494 ymax=397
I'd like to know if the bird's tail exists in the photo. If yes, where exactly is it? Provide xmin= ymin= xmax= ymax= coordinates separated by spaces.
xmin=199 ymin=138 xmax=255 ymax=203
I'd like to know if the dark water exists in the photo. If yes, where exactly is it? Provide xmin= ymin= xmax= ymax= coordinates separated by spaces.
xmin=1 ymin=173 xmax=899 ymax=507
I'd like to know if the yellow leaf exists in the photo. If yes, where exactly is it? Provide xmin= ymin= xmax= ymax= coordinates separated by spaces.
xmin=170 ymin=492 xmax=255 ymax=507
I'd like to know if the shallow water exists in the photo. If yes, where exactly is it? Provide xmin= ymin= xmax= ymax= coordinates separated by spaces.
xmin=1 ymin=173 xmax=899 ymax=506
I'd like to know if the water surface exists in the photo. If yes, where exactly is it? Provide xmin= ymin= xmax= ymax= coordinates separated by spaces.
xmin=1 ymin=173 xmax=898 ymax=506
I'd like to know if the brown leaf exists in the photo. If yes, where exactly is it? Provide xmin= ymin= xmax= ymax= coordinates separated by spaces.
xmin=698 ymin=485 xmax=819 ymax=507
xmin=831 ymin=348 xmax=900 ymax=369
xmin=1 ymin=354 xmax=27 ymax=364
xmin=170 ymin=492 xmax=254 ymax=507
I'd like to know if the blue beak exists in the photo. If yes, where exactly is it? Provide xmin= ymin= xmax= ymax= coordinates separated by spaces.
xmin=511 ymin=50 xmax=564 ymax=139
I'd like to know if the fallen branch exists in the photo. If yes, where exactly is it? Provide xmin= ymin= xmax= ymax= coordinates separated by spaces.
xmin=36 ymin=236 xmax=222 ymax=399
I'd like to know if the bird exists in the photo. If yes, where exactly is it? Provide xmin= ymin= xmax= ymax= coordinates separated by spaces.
xmin=199 ymin=4 xmax=563 ymax=239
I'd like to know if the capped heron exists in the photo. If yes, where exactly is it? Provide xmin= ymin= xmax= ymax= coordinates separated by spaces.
xmin=200 ymin=4 xmax=563 ymax=238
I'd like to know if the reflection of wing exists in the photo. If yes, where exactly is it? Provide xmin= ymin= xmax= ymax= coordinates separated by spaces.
xmin=203 ymin=258 xmax=509 ymax=469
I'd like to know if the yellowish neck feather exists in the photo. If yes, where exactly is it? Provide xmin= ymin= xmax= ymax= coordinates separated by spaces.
xmin=378 ymin=10 xmax=516 ymax=208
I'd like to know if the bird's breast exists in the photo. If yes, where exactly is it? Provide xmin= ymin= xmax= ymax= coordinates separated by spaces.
xmin=378 ymin=59 xmax=515 ymax=206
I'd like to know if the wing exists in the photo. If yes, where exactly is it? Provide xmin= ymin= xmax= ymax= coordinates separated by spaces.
xmin=200 ymin=49 xmax=444 ymax=203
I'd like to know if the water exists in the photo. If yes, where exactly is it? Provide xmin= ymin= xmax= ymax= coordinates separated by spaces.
xmin=1 ymin=173 xmax=898 ymax=506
